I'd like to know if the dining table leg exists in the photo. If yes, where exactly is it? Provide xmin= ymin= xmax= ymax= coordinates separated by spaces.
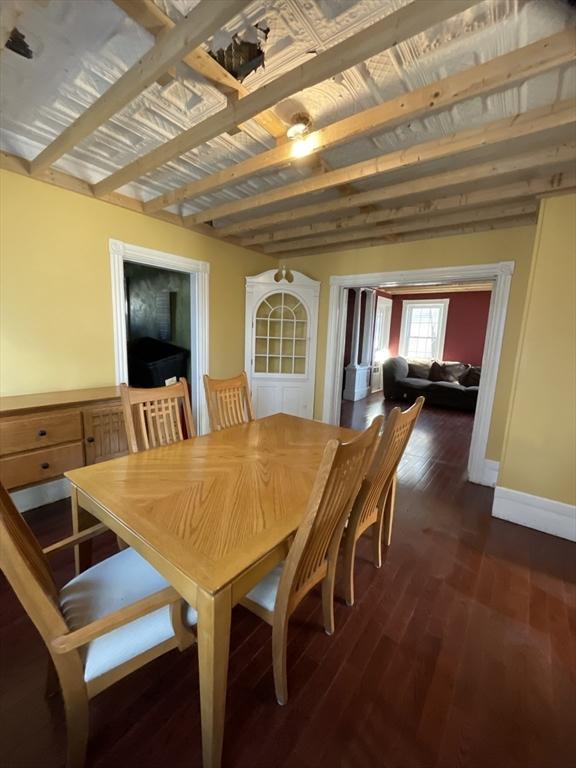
xmin=71 ymin=485 xmax=95 ymax=574
xmin=197 ymin=585 xmax=232 ymax=768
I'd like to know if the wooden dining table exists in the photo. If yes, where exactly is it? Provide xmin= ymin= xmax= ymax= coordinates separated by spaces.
xmin=65 ymin=412 xmax=355 ymax=768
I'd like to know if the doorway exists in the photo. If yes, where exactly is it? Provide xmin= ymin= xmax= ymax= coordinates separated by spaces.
xmin=323 ymin=262 xmax=515 ymax=487
xmin=109 ymin=239 xmax=209 ymax=434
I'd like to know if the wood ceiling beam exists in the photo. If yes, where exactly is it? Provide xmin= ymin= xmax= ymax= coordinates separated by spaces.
xmin=93 ymin=0 xmax=479 ymax=197
xmin=262 ymin=202 xmax=538 ymax=253
xmin=143 ymin=28 xmax=576 ymax=215
xmin=112 ymin=0 xmax=286 ymax=140
xmin=185 ymin=99 xmax=576 ymax=225
xmin=273 ymin=216 xmax=538 ymax=259
xmin=29 ymin=0 xmax=250 ymax=176
xmin=0 ymin=151 xmax=247 ymax=249
xmin=240 ymin=171 xmax=576 ymax=246
xmin=214 ymin=140 xmax=576 ymax=236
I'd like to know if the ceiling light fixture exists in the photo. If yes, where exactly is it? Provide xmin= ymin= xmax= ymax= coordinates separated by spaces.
xmin=287 ymin=112 xmax=314 ymax=157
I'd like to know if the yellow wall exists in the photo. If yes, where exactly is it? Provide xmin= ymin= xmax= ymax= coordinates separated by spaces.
xmin=498 ymin=194 xmax=576 ymax=504
xmin=283 ymin=225 xmax=537 ymax=461
xmin=0 ymin=169 xmax=274 ymax=396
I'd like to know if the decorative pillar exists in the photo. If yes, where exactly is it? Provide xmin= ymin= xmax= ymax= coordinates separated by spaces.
xmin=349 ymin=288 xmax=363 ymax=368
xmin=343 ymin=288 xmax=372 ymax=401
xmin=361 ymin=289 xmax=376 ymax=366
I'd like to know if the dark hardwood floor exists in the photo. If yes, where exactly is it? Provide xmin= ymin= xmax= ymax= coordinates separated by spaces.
xmin=1 ymin=397 xmax=575 ymax=768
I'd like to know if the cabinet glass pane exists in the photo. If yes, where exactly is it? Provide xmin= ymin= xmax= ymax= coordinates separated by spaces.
xmin=269 ymin=356 xmax=281 ymax=374
xmin=281 ymin=358 xmax=293 ymax=374
xmin=254 ymin=356 xmax=267 ymax=373
xmin=253 ymin=292 xmax=308 ymax=376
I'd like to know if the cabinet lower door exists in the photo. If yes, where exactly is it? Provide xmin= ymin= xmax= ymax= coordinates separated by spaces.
xmin=252 ymin=379 xmax=312 ymax=419
xmin=82 ymin=405 xmax=128 ymax=464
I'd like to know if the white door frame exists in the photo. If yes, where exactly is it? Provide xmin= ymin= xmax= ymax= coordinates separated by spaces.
xmin=109 ymin=238 xmax=210 ymax=434
xmin=322 ymin=261 xmax=515 ymax=487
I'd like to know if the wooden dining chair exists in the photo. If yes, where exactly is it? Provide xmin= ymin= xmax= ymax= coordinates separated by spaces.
xmin=241 ymin=415 xmax=383 ymax=705
xmin=343 ymin=396 xmax=424 ymax=606
xmin=120 ymin=378 xmax=195 ymax=454
xmin=0 ymin=483 xmax=197 ymax=768
xmin=203 ymin=371 xmax=255 ymax=432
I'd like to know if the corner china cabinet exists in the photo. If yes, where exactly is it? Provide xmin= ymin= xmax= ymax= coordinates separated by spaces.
xmin=245 ymin=269 xmax=320 ymax=419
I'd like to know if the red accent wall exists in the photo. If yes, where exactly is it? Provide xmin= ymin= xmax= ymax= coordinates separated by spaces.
xmin=388 ymin=291 xmax=491 ymax=365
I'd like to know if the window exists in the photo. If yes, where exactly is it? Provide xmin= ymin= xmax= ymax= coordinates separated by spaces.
xmin=398 ymin=299 xmax=449 ymax=360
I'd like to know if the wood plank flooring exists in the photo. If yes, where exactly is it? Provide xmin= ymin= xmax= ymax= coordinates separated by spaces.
xmin=1 ymin=398 xmax=575 ymax=767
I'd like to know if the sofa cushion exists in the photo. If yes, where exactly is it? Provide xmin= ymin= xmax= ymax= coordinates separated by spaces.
xmin=460 ymin=366 xmax=481 ymax=387
xmin=407 ymin=361 xmax=431 ymax=379
xmin=429 ymin=381 xmax=467 ymax=391
xmin=402 ymin=377 xmax=433 ymax=390
xmin=429 ymin=361 xmax=469 ymax=383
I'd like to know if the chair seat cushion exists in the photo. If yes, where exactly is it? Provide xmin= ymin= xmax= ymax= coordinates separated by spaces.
xmin=245 ymin=562 xmax=285 ymax=613
xmin=59 ymin=548 xmax=197 ymax=683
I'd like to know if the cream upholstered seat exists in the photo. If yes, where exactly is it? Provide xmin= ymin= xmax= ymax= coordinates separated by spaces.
xmin=245 ymin=562 xmax=284 ymax=614
xmin=60 ymin=547 xmax=197 ymax=684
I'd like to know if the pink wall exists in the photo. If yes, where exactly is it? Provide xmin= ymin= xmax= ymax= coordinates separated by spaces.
xmin=388 ymin=291 xmax=491 ymax=365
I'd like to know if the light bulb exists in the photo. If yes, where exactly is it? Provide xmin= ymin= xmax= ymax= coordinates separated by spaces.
xmin=291 ymin=135 xmax=315 ymax=158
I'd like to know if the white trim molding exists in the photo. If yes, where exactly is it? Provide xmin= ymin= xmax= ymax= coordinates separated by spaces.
xmin=481 ymin=459 xmax=500 ymax=487
xmin=492 ymin=486 xmax=576 ymax=542
xmin=11 ymin=478 xmax=70 ymax=513
xmin=109 ymin=239 xmax=210 ymax=434
xmin=322 ymin=261 xmax=515 ymax=487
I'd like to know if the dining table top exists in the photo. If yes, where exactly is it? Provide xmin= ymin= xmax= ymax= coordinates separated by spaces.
xmin=65 ymin=413 xmax=356 ymax=595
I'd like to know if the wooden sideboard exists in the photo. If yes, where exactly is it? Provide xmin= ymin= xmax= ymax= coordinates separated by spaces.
xmin=0 ymin=387 xmax=128 ymax=491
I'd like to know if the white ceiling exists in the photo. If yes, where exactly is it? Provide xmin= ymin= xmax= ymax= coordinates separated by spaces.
xmin=1 ymin=0 xmax=574 ymax=223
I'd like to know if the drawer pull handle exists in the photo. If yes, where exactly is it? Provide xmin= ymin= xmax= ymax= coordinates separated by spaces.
xmin=38 ymin=429 xmax=47 ymax=437
xmin=41 ymin=462 xmax=50 ymax=470
xmin=86 ymin=436 xmax=95 ymax=443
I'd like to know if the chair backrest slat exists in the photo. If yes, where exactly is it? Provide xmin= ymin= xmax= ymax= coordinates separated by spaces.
xmin=204 ymin=372 xmax=255 ymax=432
xmin=121 ymin=378 xmax=195 ymax=454
xmin=357 ymin=397 xmax=424 ymax=530
xmin=280 ymin=417 xmax=383 ymax=608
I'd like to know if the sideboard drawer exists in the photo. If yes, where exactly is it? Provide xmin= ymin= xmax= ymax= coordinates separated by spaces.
xmin=0 ymin=442 xmax=84 ymax=489
xmin=0 ymin=410 xmax=82 ymax=456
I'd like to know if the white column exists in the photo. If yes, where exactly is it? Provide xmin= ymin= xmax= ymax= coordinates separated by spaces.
xmin=361 ymin=289 xmax=376 ymax=365
xmin=349 ymin=288 xmax=363 ymax=368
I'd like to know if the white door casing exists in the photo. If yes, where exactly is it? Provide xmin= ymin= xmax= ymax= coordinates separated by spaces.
xmin=109 ymin=239 xmax=210 ymax=434
xmin=322 ymin=262 xmax=515 ymax=487
xmin=245 ymin=269 xmax=320 ymax=419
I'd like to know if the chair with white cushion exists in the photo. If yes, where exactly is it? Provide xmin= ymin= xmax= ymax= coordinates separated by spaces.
xmin=0 ymin=484 xmax=196 ymax=768
xmin=241 ymin=416 xmax=383 ymax=705
xmin=343 ymin=396 xmax=424 ymax=606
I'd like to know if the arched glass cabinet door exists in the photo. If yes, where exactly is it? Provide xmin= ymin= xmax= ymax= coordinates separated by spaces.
xmin=254 ymin=292 xmax=308 ymax=375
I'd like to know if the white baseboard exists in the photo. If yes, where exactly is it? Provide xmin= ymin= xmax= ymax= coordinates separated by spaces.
xmin=10 ymin=478 xmax=71 ymax=513
xmin=492 ymin=486 xmax=576 ymax=542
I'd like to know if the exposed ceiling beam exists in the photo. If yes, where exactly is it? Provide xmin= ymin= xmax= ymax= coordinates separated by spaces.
xmin=93 ymin=0 xmax=479 ymax=197
xmin=29 ymin=0 xmax=249 ymax=176
xmin=262 ymin=202 xmax=538 ymax=253
xmin=185 ymin=99 xmax=575 ymax=225
xmin=112 ymin=0 xmax=286 ymax=140
xmin=239 ymin=171 xmax=576 ymax=246
xmin=273 ymin=216 xmax=538 ymax=259
xmin=143 ymin=28 xmax=576 ymax=214
xmin=215 ymin=141 xmax=576 ymax=236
